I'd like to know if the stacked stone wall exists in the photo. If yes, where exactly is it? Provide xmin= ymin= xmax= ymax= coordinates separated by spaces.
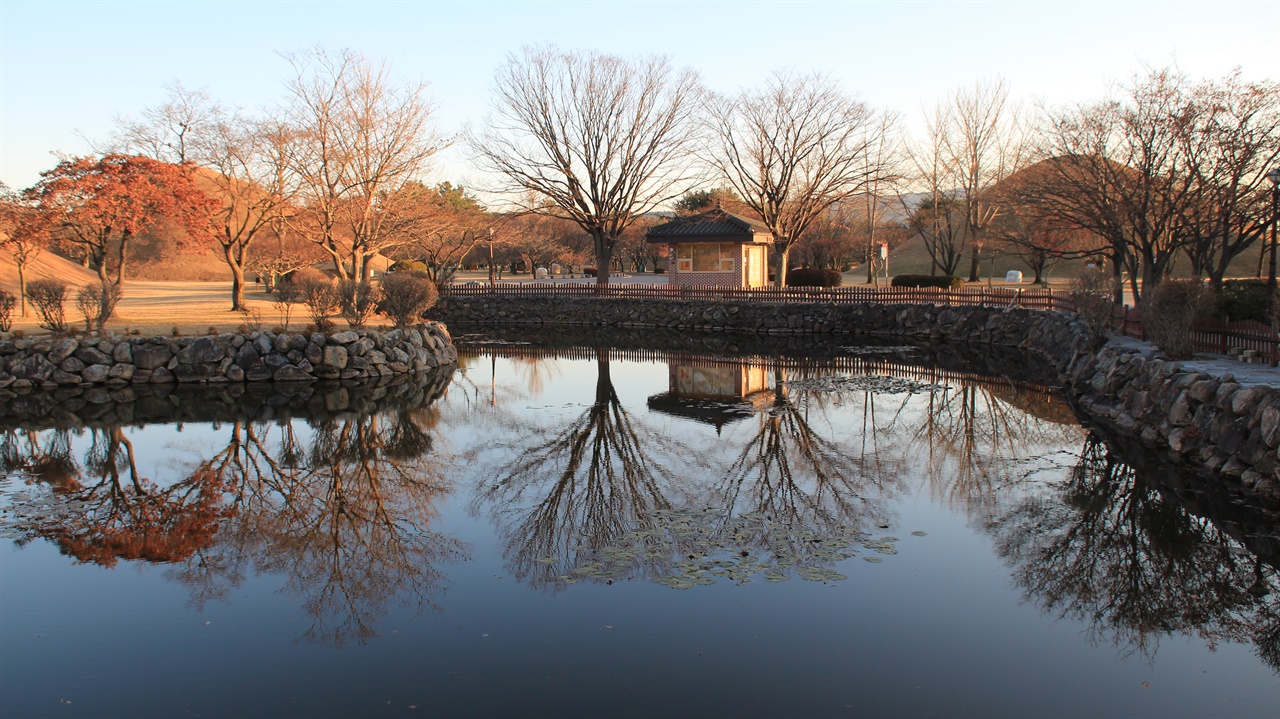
xmin=0 ymin=322 xmax=457 ymax=391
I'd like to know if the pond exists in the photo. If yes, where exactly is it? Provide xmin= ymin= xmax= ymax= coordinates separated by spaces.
xmin=1 ymin=332 xmax=1276 ymax=718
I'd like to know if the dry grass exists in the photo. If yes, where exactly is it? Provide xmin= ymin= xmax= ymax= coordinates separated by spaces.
xmin=3 ymin=280 xmax=294 ymax=337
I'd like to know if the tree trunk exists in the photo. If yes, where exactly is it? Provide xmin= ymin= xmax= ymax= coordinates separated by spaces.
xmin=595 ymin=349 xmax=613 ymax=405
xmin=593 ymin=232 xmax=612 ymax=287
xmin=775 ymin=245 xmax=792 ymax=288
xmin=967 ymin=244 xmax=981 ymax=282
xmin=17 ymin=263 xmax=26 ymax=316
xmin=113 ymin=233 xmax=131 ymax=288
xmin=225 ymin=245 xmax=246 ymax=312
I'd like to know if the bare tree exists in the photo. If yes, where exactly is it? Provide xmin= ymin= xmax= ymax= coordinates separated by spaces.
xmin=942 ymin=79 xmax=1026 ymax=281
xmin=1029 ymin=68 xmax=1202 ymax=303
xmin=856 ymin=114 xmax=906 ymax=284
xmin=904 ymin=103 xmax=971 ymax=277
xmin=469 ymin=46 xmax=701 ymax=286
xmin=102 ymin=84 xmax=299 ymax=309
xmin=284 ymin=47 xmax=443 ymax=282
xmin=702 ymin=71 xmax=890 ymax=286
xmin=194 ymin=116 xmax=299 ymax=310
xmin=390 ymin=182 xmax=490 ymax=288
xmin=1177 ymin=71 xmax=1280 ymax=287
xmin=97 ymin=81 xmax=222 ymax=164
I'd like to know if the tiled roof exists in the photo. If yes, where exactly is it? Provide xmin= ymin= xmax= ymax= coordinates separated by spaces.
xmin=646 ymin=209 xmax=773 ymax=243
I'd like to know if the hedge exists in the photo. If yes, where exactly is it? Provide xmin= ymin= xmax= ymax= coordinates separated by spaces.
xmin=786 ymin=268 xmax=843 ymax=287
xmin=891 ymin=274 xmax=964 ymax=289
xmin=1213 ymin=279 xmax=1270 ymax=323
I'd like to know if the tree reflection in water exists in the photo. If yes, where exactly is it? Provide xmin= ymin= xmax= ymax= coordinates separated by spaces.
xmin=473 ymin=356 xmax=914 ymax=588
xmin=4 ymin=426 xmax=232 ymax=567
xmin=710 ymin=367 xmax=901 ymax=554
xmin=2 ymin=378 xmax=466 ymax=647
xmin=474 ymin=350 xmax=685 ymax=587
xmin=988 ymin=433 xmax=1280 ymax=669
xmin=915 ymin=383 xmax=1083 ymax=513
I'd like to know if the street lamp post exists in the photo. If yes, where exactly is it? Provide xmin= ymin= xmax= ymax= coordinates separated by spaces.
xmin=1266 ymin=168 xmax=1280 ymax=317
xmin=488 ymin=227 xmax=495 ymax=288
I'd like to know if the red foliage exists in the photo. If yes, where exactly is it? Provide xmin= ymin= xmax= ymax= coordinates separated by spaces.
xmin=28 ymin=155 xmax=218 ymax=283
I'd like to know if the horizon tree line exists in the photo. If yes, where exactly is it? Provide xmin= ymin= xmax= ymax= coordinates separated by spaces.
xmin=0 ymin=46 xmax=1276 ymax=312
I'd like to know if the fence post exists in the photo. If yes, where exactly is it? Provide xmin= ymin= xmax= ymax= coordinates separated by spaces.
xmin=1221 ymin=315 xmax=1229 ymax=356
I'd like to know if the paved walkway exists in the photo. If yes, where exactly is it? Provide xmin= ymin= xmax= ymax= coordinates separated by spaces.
xmin=1110 ymin=336 xmax=1280 ymax=388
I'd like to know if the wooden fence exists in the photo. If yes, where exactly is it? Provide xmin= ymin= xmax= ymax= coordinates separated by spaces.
xmin=446 ymin=281 xmax=1076 ymax=311
xmin=1114 ymin=305 xmax=1279 ymax=365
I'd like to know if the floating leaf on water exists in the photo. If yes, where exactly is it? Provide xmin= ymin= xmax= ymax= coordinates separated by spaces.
xmin=536 ymin=557 xmax=558 ymax=564
xmin=864 ymin=557 xmax=883 ymax=563
xmin=873 ymin=548 xmax=898 ymax=555
xmin=911 ymin=531 xmax=928 ymax=537
xmin=879 ymin=536 xmax=898 ymax=542
xmin=693 ymin=576 xmax=716 ymax=586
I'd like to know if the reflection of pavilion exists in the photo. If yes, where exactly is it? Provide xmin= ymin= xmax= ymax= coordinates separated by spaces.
xmin=646 ymin=362 xmax=774 ymax=433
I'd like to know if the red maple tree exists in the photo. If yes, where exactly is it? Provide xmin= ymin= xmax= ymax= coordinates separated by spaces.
xmin=28 ymin=154 xmax=217 ymax=288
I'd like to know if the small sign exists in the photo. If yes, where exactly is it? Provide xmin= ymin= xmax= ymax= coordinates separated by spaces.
xmin=878 ymin=244 xmax=888 ymax=260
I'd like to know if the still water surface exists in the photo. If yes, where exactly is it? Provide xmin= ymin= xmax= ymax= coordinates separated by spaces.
xmin=0 ymin=338 xmax=1276 ymax=718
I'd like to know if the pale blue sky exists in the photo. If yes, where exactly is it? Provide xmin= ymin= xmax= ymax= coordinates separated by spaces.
xmin=2 ymin=0 xmax=1278 ymax=190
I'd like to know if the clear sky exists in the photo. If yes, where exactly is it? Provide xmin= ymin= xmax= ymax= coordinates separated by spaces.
xmin=2 ymin=0 xmax=1278 ymax=190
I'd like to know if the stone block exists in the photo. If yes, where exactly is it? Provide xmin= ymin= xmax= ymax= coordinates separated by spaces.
xmin=48 ymin=338 xmax=78 ymax=363
xmin=81 ymin=364 xmax=110 ymax=383
xmin=74 ymin=347 xmax=111 ymax=365
xmin=272 ymin=364 xmax=311 ymax=381
xmin=322 ymin=345 xmax=349 ymax=369
xmin=108 ymin=363 xmax=135 ymax=381
xmin=133 ymin=345 xmax=171 ymax=370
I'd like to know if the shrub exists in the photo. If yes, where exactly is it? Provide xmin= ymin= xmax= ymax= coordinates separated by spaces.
xmin=584 ymin=267 xmax=597 ymax=277
xmin=377 ymin=273 xmax=439 ymax=328
xmin=26 ymin=279 xmax=69 ymax=333
xmin=0 ymin=290 xmax=15 ymax=332
xmin=1068 ymin=266 xmax=1117 ymax=350
xmin=272 ymin=283 xmax=301 ymax=331
xmin=296 ymin=274 xmax=341 ymax=333
xmin=1212 ymin=279 xmax=1272 ymax=323
xmin=74 ymin=281 xmax=123 ymax=332
xmin=1142 ymin=279 xmax=1212 ymax=358
xmin=786 ymin=268 xmax=842 ymax=287
xmin=239 ymin=307 xmax=264 ymax=332
xmin=389 ymin=260 xmax=430 ymax=274
xmin=338 ymin=279 xmax=382 ymax=329
xmin=891 ymin=274 xmax=964 ymax=289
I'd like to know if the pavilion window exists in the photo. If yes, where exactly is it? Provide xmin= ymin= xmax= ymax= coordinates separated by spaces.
xmin=677 ymin=243 xmax=737 ymax=272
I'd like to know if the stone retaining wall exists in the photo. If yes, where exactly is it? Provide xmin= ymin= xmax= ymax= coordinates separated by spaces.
xmin=434 ymin=295 xmax=1280 ymax=502
xmin=0 ymin=367 xmax=455 ymax=431
xmin=434 ymin=296 xmax=1095 ymax=378
xmin=0 ymin=322 xmax=457 ymax=390
xmin=1067 ymin=339 xmax=1280 ymax=499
